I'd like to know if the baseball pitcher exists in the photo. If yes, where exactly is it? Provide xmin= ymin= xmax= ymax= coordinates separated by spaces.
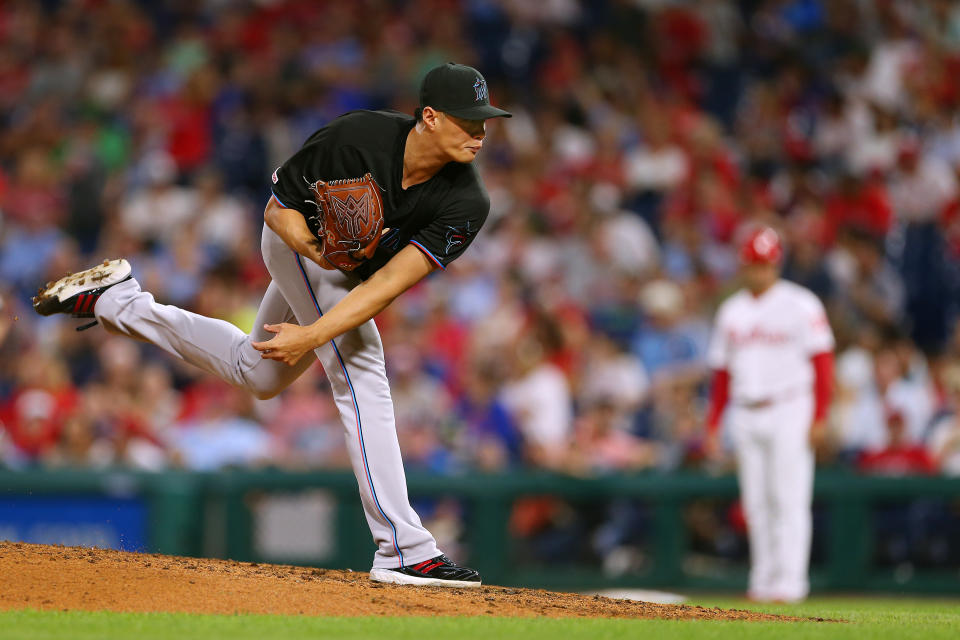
xmin=33 ymin=63 xmax=511 ymax=588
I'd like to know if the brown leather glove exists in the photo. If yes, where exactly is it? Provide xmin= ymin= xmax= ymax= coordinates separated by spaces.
xmin=308 ymin=173 xmax=385 ymax=271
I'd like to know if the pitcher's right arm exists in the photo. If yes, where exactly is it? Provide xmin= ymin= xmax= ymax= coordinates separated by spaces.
xmin=263 ymin=196 xmax=328 ymax=268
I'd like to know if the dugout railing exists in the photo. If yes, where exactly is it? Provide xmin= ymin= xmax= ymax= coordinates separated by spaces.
xmin=1 ymin=469 xmax=958 ymax=593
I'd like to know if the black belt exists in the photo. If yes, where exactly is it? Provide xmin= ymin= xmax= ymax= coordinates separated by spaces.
xmin=737 ymin=398 xmax=774 ymax=410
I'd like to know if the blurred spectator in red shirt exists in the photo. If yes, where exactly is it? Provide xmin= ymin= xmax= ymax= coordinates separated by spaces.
xmin=2 ymin=147 xmax=65 ymax=228
xmin=857 ymin=409 xmax=937 ymax=475
xmin=823 ymin=172 xmax=893 ymax=245
xmin=940 ymin=162 xmax=960 ymax=258
xmin=1 ymin=350 xmax=77 ymax=464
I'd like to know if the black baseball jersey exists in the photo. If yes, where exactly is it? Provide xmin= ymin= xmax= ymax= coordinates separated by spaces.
xmin=270 ymin=110 xmax=490 ymax=280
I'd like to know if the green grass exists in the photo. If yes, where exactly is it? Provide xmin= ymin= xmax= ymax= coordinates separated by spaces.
xmin=688 ymin=596 xmax=960 ymax=638
xmin=2 ymin=596 xmax=958 ymax=640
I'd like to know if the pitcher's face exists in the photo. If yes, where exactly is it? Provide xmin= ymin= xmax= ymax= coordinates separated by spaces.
xmin=437 ymin=112 xmax=486 ymax=163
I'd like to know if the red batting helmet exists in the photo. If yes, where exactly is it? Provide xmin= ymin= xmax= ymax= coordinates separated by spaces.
xmin=739 ymin=226 xmax=783 ymax=265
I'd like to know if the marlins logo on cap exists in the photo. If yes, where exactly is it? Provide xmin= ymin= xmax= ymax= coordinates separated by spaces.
xmin=473 ymin=78 xmax=488 ymax=101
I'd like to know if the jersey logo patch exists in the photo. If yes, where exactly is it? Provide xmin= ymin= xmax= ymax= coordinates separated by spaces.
xmin=444 ymin=221 xmax=474 ymax=254
xmin=380 ymin=228 xmax=401 ymax=250
xmin=272 ymin=168 xmax=279 ymax=184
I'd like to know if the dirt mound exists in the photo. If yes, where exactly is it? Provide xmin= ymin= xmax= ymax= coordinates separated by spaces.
xmin=0 ymin=542 xmax=810 ymax=621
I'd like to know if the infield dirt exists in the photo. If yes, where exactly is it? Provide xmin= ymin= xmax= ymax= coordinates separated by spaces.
xmin=0 ymin=542 xmax=814 ymax=621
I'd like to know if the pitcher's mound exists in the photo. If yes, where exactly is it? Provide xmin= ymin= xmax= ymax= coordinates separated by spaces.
xmin=0 ymin=542 xmax=808 ymax=621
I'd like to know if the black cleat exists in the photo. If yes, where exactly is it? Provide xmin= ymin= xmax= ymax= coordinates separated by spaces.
xmin=369 ymin=555 xmax=482 ymax=588
xmin=32 ymin=259 xmax=132 ymax=324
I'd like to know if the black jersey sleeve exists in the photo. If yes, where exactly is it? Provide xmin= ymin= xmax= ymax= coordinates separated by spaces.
xmin=270 ymin=166 xmax=312 ymax=215
xmin=409 ymin=185 xmax=489 ymax=269
xmin=269 ymin=120 xmax=364 ymax=216
xmin=270 ymin=133 xmax=328 ymax=215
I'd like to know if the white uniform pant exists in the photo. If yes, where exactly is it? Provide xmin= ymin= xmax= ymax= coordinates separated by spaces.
xmin=729 ymin=394 xmax=815 ymax=601
xmin=94 ymin=224 xmax=441 ymax=569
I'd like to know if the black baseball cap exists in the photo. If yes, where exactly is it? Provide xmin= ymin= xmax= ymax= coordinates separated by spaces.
xmin=419 ymin=63 xmax=512 ymax=120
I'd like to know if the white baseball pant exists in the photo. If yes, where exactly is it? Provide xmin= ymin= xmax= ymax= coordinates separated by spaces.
xmin=729 ymin=393 xmax=815 ymax=602
xmin=94 ymin=224 xmax=442 ymax=569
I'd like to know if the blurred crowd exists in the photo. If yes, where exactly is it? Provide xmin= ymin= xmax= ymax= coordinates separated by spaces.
xmin=2 ymin=0 xmax=960 ymax=481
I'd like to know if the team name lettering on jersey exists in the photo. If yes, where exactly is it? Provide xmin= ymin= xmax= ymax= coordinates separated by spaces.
xmin=810 ymin=314 xmax=830 ymax=330
xmin=728 ymin=327 xmax=792 ymax=347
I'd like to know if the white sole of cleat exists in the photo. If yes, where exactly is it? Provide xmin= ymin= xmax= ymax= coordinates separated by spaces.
xmin=368 ymin=568 xmax=482 ymax=588
xmin=39 ymin=259 xmax=131 ymax=303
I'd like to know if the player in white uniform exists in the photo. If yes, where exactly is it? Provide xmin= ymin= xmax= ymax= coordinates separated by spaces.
xmin=705 ymin=226 xmax=835 ymax=603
